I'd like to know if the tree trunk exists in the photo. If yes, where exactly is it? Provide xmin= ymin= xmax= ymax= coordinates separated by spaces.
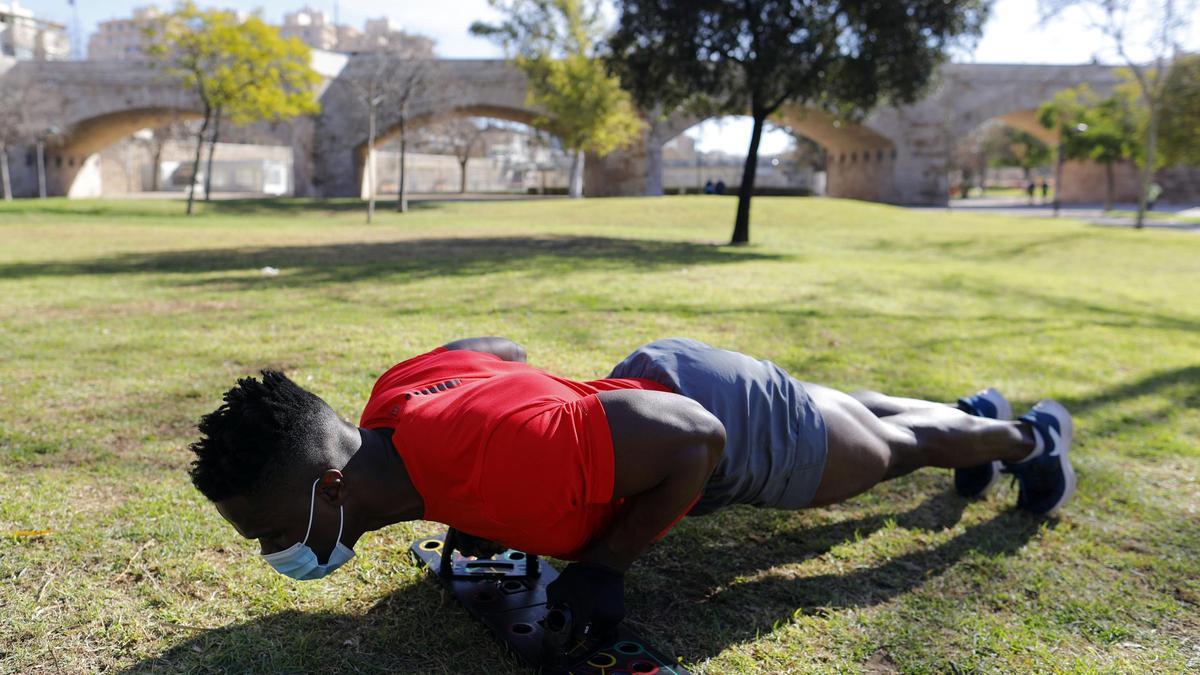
xmin=0 ymin=143 xmax=11 ymax=201
xmin=366 ymin=103 xmax=376 ymax=224
xmin=568 ymin=149 xmax=584 ymax=198
xmin=1135 ymin=106 xmax=1160 ymax=229
xmin=397 ymin=116 xmax=407 ymax=213
xmin=151 ymin=141 xmax=163 ymax=192
xmin=1052 ymin=142 xmax=1064 ymax=217
xmin=645 ymin=109 xmax=666 ymax=196
xmin=187 ymin=106 xmax=212 ymax=216
xmin=459 ymin=156 xmax=469 ymax=193
xmin=1104 ymin=162 xmax=1114 ymax=212
xmin=204 ymin=106 xmax=222 ymax=201
xmin=645 ymin=134 xmax=664 ymax=196
xmin=36 ymin=140 xmax=46 ymax=199
xmin=731 ymin=111 xmax=767 ymax=245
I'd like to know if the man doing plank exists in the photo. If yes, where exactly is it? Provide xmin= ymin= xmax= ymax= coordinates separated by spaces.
xmin=190 ymin=337 xmax=1075 ymax=644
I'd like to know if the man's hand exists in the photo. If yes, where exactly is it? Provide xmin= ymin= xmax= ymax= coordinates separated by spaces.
xmin=544 ymin=562 xmax=626 ymax=644
xmin=447 ymin=528 xmax=507 ymax=558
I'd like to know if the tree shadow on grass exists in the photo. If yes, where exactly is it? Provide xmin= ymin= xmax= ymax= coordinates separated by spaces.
xmin=0 ymin=235 xmax=785 ymax=288
xmin=1060 ymin=365 xmax=1200 ymax=415
xmin=926 ymin=276 xmax=1200 ymax=334
xmin=862 ymin=231 xmax=1094 ymax=261
xmin=630 ymin=490 xmax=1049 ymax=661
xmin=1055 ymin=364 xmax=1200 ymax=442
xmin=125 ymin=491 xmax=1048 ymax=673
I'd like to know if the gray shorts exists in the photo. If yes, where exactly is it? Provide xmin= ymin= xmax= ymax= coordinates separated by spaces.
xmin=608 ymin=338 xmax=828 ymax=516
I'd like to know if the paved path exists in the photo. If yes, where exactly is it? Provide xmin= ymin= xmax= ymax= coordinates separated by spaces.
xmin=917 ymin=198 xmax=1200 ymax=232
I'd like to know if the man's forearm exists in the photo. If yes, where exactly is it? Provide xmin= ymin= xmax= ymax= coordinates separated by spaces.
xmin=577 ymin=443 xmax=714 ymax=572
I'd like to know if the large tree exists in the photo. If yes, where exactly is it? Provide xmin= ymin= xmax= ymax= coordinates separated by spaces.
xmin=608 ymin=0 xmax=989 ymax=244
xmin=1158 ymin=52 xmax=1200 ymax=168
xmin=147 ymin=3 xmax=319 ymax=214
xmin=343 ymin=48 xmax=435 ymax=222
xmin=1040 ymin=0 xmax=1194 ymax=227
xmin=471 ymin=0 xmax=643 ymax=198
xmin=1038 ymin=84 xmax=1138 ymax=211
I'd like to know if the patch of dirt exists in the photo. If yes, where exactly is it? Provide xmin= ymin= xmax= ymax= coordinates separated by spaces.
xmin=864 ymin=650 xmax=900 ymax=673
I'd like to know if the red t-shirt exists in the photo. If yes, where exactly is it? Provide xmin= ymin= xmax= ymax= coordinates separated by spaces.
xmin=358 ymin=347 xmax=673 ymax=559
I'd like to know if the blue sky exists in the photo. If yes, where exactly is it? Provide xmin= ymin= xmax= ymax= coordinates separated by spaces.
xmin=22 ymin=0 xmax=1199 ymax=154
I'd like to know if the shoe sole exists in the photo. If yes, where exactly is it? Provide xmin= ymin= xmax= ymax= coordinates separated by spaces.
xmin=1035 ymin=399 xmax=1076 ymax=516
xmin=977 ymin=459 xmax=1002 ymax=494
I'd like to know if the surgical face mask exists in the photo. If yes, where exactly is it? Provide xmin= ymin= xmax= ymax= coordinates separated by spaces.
xmin=261 ymin=478 xmax=355 ymax=580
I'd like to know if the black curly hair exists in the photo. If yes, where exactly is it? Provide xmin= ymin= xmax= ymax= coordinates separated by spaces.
xmin=189 ymin=370 xmax=333 ymax=502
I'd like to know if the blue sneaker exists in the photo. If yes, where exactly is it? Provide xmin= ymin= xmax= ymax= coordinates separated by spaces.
xmin=954 ymin=388 xmax=1012 ymax=498
xmin=1004 ymin=400 xmax=1076 ymax=516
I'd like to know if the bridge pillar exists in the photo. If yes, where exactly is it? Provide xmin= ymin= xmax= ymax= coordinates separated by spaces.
xmin=874 ymin=114 xmax=952 ymax=206
xmin=18 ymin=148 xmax=104 ymax=198
xmin=824 ymin=147 xmax=898 ymax=202
xmin=584 ymin=114 xmax=678 ymax=197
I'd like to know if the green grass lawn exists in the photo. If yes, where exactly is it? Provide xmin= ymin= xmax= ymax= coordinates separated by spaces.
xmin=1 ymin=196 xmax=1197 ymax=673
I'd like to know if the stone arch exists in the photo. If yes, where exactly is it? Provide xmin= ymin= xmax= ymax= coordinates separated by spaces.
xmin=44 ymin=107 xmax=203 ymax=197
xmin=4 ymin=58 xmax=1130 ymax=204
xmin=943 ymin=64 xmax=1123 ymax=147
xmin=642 ymin=106 xmax=898 ymax=201
xmin=993 ymin=109 xmax=1057 ymax=145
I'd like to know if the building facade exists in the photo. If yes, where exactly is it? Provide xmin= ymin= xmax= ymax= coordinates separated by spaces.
xmin=279 ymin=7 xmax=434 ymax=55
xmin=87 ymin=6 xmax=162 ymax=61
xmin=279 ymin=7 xmax=338 ymax=50
xmin=0 ymin=1 xmax=69 ymax=61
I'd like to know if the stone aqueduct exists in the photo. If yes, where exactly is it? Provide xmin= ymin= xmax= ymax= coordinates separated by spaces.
xmin=0 ymin=55 xmax=1121 ymax=204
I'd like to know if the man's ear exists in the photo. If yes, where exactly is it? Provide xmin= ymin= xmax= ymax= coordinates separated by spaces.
xmin=318 ymin=468 xmax=346 ymax=505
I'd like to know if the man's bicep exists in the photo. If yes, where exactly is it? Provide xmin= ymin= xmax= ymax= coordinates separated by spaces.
xmin=596 ymin=389 xmax=725 ymax=499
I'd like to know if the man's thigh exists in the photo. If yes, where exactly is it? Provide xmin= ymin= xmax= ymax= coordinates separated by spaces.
xmin=803 ymin=383 xmax=913 ymax=507
xmin=609 ymin=338 xmax=825 ymax=514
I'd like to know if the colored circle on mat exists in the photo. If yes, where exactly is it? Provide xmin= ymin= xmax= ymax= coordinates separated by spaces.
xmin=629 ymin=659 xmax=659 ymax=674
xmin=615 ymin=641 xmax=645 ymax=655
xmin=587 ymin=652 xmax=617 ymax=668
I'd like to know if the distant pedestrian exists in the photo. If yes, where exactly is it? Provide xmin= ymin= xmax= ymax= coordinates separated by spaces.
xmin=703 ymin=180 xmax=715 ymax=195
xmin=715 ymin=179 xmax=726 ymax=195
xmin=1040 ymin=179 xmax=1049 ymax=202
xmin=1026 ymin=181 xmax=1036 ymax=204
xmin=1147 ymin=182 xmax=1163 ymax=210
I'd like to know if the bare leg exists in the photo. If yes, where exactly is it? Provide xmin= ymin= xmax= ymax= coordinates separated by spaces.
xmin=848 ymin=390 xmax=951 ymax=417
xmin=805 ymin=384 xmax=1034 ymax=508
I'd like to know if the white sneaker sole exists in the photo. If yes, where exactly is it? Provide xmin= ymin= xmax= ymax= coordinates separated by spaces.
xmin=978 ymin=460 xmax=1002 ymax=494
xmin=1034 ymin=399 xmax=1076 ymax=516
